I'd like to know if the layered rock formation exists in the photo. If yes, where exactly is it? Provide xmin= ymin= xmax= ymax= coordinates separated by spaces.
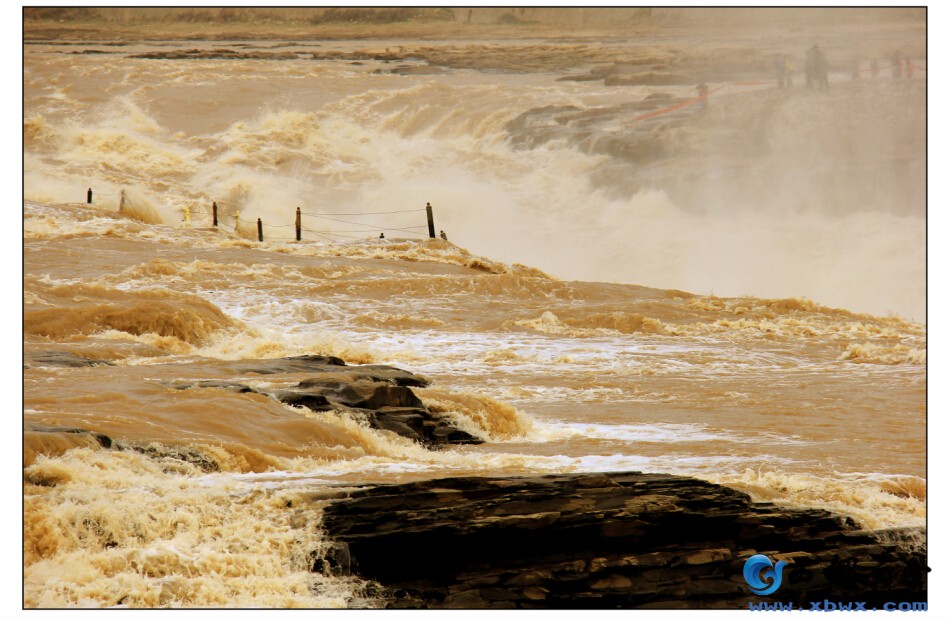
xmin=316 ymin=472 xmax=927 ymax=609
xmin=175 ymin=354 xmax=483 ymax=448
xmin=25 ymin=352 xmax=482 ymax=451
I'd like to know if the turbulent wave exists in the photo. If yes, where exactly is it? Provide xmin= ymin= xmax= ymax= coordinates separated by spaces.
xmin=24 ymin=449 xmax=374 ymax=608
xmin=419 ymin=389 xmax=534 ymax=441
xmin=514 ymin=310 xmax=671 ymax=337
xmin=24 ymin=43 xmax=924 ymax=319
xmin=837 ymin=343 xmax=926 ymax=365
xmin=716 ymin=469 xmax=926 ymax=531
xmin=24 ymin=278 xmax=237 ymax=346
xmin=23 ymin=32 xmax=925 ymax=608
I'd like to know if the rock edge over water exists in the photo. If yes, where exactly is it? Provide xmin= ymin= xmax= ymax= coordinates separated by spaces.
xmin=317 ymin=472 xmax=926 ymax=609
xmin=25 ymin=352 xmax=483 ymax=454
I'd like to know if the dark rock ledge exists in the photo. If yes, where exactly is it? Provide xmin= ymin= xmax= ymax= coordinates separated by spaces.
xmin=24 ymin=423 xmax=222 ymax=474
xmin=314 ymin=472 xmax=927 ymax=609
xmin=25 ymin=353 xmax=483 ymax=451
xmin=24 ymin=349 xmax=116 ymax=369
xmin=174 ymin=355 xmax=483 ymax=448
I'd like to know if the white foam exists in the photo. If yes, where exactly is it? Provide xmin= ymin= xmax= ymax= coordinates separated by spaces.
xmin=521 ymin=420 xmax=808 ymax=446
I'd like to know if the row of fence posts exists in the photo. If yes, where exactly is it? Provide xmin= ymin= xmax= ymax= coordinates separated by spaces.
xmin=88 ymin=188 xmax=437 ymax=242
xmin=88 ymin=187 xmax=125 ymax=210
xmin=225 ymin=203 xmax=434 ymax=242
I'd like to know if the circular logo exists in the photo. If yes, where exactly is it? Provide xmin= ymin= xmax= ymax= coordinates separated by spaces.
xmin=743 ymin=554 xmax=788 ymax=595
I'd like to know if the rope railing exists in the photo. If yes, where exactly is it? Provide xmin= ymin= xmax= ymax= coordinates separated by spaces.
xmin=301 ymin=208 xmax=425 ymax=216
xmin=300 ymin=212 xmax=426 ymax=234
xmin=83 ymin=188 xmax=443 ymax=244
xmin=84 ymin=187 xmax=126 ymax=207
xmin=302 ymin=227 xmax=364 ymax=241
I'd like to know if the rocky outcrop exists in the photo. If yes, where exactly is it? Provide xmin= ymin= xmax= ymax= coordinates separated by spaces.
xmin=24 ymin=349 xmax=115 ymax=369
xmin=24 ymin=353 xmax=479 ymax=463
xmin=129 ymin=48 xmax=304 ymax=60
xmin=23 ymin=423 xmax=220 ymax=473
xmin=174 ymin=355 xmax=481 ymax=448
xmin=25 ymin=423 xmax=115 ymax=449
xmin=221 ymin=355 xmax=429 ymax=387
xmin=276 ymin=380 xmax=482 ymax=447
xmin=316 ymin=472 xmax=927 ymax=609
xmin=372 ymin=64 xmax=449 ymax=76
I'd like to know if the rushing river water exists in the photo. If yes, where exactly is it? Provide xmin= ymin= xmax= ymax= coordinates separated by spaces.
xmin=23 ymin=20 xmax=925 ymax=607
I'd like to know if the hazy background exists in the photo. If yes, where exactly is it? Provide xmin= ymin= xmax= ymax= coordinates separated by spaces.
xmin=23 ymin=7 xmax=927 ymax=320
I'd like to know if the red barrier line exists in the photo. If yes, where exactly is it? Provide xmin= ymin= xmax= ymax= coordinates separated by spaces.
xmin=631 ymin=84 xmax=727 ymax=123
xmin=627 ymin=66 xmax=913 ymax=127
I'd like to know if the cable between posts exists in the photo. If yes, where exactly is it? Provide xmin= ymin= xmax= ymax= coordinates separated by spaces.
xmin=301 ymin=208 xmax=425 ymax=216
xmin=208 ymin=203 xmax=429 ymax=236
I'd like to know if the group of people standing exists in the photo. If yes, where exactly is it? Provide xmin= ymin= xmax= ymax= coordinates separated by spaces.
xmin=889 ymin=50 xmax=916 ymax=79
xmin=774 ymin=45 xmax=829 ymax=90
xmin=775 ymin=45 xmax=917 ymax=92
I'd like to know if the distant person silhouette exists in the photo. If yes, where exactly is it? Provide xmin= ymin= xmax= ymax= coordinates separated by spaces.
xmin=775 ymin=55 xmax=792 ymax=89
xmin=805 ymin=45 xmax=828 ymax=90
xmin=775 ymin=56 xmax=787 ymax=89
xmin=379 ymin=233 xmax=385 ymax=239
xmin=696 ymin=83 xmax=709 ymax=108
xmin=440 ymin=230 xmax=448 ymax=240
xmin=891 ymin=50 xmax=904 ymax=79
xmin=805 ymin=46 xmax=817 ymax=88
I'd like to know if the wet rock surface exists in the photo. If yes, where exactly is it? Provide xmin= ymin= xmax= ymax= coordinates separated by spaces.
xmin=25 ymin=423 xmax=115 ymax=450
xmin=218 ymin=355 xmax=429 ymax=387
xmin=174 ymin=355 xmax=480 ymax=448
xmin=25 ymin=349 xmax=116 ymax=369
xmin=129 ymin=48 xmax=306 ymax=60
xmin=23 ymin=424 xmax=221 ymax=473
xmin=317 ymin=472 xmax=927 ymax=609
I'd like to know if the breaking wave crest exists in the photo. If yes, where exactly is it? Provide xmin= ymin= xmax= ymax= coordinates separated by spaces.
xmin=24 ymin=278 xmax=237 ymax=346
xmin=24 ymin=449 xmax=374 ymax=608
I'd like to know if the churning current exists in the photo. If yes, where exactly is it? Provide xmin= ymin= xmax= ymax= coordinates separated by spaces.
xmin=23 ymin=9 xmax=925 ymax=608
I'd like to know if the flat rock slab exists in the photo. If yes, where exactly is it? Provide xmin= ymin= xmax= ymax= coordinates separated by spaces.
xmin=25 ymin=423 xmax=115 ymax=449
xmin=220 ymin=355 xmax=430 ymax=387
xmin=25 ymin=349 xmax=115 ymax=369
xmin=130 ymin=49 xmax=305 ymax=60
xmin=173 ymin=355 xmax=478 ymax=447
xmin=23 ymin=424 xmax=218 ymax=473
xmin=317 ymin=472 xmax=927 ymax=609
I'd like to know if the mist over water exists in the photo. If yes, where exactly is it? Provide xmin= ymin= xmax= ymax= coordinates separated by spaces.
xmin=24 ymin=24 xmax=924 ymax=320
xmin=23 ymin=8 xmax=925 ymax=608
